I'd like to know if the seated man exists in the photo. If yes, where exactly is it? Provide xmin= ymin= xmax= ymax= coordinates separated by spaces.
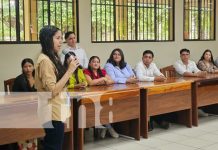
xmin=174 ymin=48 xmax=208 ymax=117
xmin=135 ymin=50 xmax=170 ymax=130
xmin=61 ymin=31 xmax=88 ymax=68
xmin=135 ymin=50 xmax=166 ymax=82
xmin=174 ymin=48 xmax=207 ymax=78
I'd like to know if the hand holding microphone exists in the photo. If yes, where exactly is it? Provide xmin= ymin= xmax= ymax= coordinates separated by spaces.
xmin=62 ymin=50 xmax=80 ymax=74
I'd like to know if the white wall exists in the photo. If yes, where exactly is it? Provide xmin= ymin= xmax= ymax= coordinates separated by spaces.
xmin=0 ymin=0 xmax=218 ymax=91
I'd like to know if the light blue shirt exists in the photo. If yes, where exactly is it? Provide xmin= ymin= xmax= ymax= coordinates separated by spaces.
xmin=104 ymin=63 xmax=135 ymax=84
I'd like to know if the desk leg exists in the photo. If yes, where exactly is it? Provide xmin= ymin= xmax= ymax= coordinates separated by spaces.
xmin=192 ymin=82 xmax=198 ymax=126
xmin=131 ymin=119 xmax=140 ymax=140
xmin=73 ymin=99 xmax=84 ymax=150
xmin=77 ymin=128 xmax=84 ymax=150
xmin=176 ymin=109 xmax=192 ymax=128
xmin=63 ymin=131 xmax=73 ymax=150
xmin=140 ymin=89 xmax=148 ymax=138
xmin=114 ymin=119 xmax=140 ymax=140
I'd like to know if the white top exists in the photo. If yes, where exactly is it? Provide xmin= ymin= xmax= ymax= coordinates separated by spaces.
xmin=174 ymin=60 xmax=200 ymax=75
xmin=134 ymin=61 xmax=163 ymax=81
xmin=60 ymin=45 xmax=88 ymax=68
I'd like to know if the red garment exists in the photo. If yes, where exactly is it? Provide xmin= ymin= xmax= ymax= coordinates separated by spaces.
xmin=83 ymin=69 xmax=106 ymax=79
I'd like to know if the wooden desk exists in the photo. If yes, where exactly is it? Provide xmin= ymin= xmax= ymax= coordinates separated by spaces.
xmin=0 ymin=93 xmax=74 ymax=150
xmin=186 ymin=74 xmax=218 ymax=126
xmin=138 ymin=78 xmax=192 ymax=138
xmin=70 ymin=84 xmax=140 ymax=150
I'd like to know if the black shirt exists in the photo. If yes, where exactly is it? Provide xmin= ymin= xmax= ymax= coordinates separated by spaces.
xmin=12 ymin=74 xmax=36 ymax=92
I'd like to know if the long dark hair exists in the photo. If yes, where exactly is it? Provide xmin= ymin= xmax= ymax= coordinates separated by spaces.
xmin=21 ymin=58 xmax=35 ymax=90
xmin=39 ymin=25 xmax=66 ymax=81
xmin=107 ymin=48 xmax=126 ymax=69
xmin=88 ymin=56 xmax=104 ymax=79
xmin=199 ymin=49 xmax=216 ymax=65
xmin=64 ymin=51 xmax=82 ymax=83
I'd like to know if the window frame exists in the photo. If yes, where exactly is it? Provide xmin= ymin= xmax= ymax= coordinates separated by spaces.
xmin=183 ymin=0 xmax=216 ymax=41
xmin=91 ymin=0 xmax=175 ymax=43
xmin=0 ymin=0 xmax=79 ymax=44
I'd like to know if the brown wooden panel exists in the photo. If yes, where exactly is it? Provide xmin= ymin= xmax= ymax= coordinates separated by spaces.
xmin=0 ymin=94 xmax=73 ymax=149
xmin=0 ymin=129 xmax=44 ymax=145
xmin=80 ymin=91 xmax=140 ymax=128
xmin=197 ymin=84 xmax=218 ymax=107
xmin=74 ymin=88 xmax=140 ymax=150
xmin=0 ymin=101 xmax=41 ymax=128
xmin=148 ymin=90 xmax=191 ymax=116
xmin=80 ymin=89 xmax=139 ymax=104
xmin=0 ymin=126 xmax=72 ymax=146
xmin=147 ymin=82 xmax=191 ymax=95
xmin=100 ymin=96 xmax=139 ymax=125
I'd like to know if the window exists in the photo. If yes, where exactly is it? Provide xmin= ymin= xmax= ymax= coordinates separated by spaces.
xmin=0 ymin=0 xmax=78 ymax=43
xmin=91 ymin=0 xmax=174 ymax=42
xmin=184 ymin=0 xmax=215 ymax=40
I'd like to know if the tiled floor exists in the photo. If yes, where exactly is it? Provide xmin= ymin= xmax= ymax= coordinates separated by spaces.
xmin=84 ymin=115 xmax=218 ymax=150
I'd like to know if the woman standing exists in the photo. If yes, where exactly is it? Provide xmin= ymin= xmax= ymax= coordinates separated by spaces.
xmin=35 ymin=25 xmax=79 ymax=150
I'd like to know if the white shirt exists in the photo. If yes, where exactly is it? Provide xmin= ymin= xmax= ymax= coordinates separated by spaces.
xmin=60 ymin=45 xmax=88 ymax=68
xmin=134 ymin=61 xmax=163 ymax=81
xmin=174 ymin=60 xmax=200 ymax=75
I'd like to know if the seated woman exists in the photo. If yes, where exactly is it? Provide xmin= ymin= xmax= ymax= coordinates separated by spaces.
xmin=83 ymin=56 xmax=118 ymax=139
xmin=13 ymin=58 xmax=36 ymax=92
xmin=104 ymin=48 xmax=137 ymax=84
xmin=12 ymin=58 xmax=37 ymax=150
xmin=197 ymin=49 xmax=218 ymax=73
xmin=64 ymin=51 xmax=87 ymax=89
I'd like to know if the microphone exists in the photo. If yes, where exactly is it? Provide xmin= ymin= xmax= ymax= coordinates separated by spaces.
xmin=62 ymin=49 xmax=70 ymax=56
xmin=62 ymin=49 xmax=79 ymax=65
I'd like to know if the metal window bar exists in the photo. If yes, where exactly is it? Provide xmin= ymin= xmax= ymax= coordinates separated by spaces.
xmin=92 ymin=0 xmax=173 ymax=42
xmin=104 ymin=1 xmax=106 ymax=41
xmin=0 ymin=0 xmax=78 ymax=42
xmin=30 ymin=0 xmax=32 ymax=41
xmin=15 ymin=0 xmax=20 ymax=41
xmin=66 ymin=1 xmax=68 ymax=32
xmin=1 ymin=0 xmax=3 ymax=40
xmin=60 ymin=1 xmax=63 ymax=31
xmin=55 ymin=2 xmax=57 ymax=26
xmin=9 ymin=0 xmax=11 ymax=40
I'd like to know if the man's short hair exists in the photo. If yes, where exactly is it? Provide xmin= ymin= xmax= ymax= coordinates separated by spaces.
xmin=143 ymin=50 xmax=154 ymax=57
xmin=64 ymin=31 xmax=75 ymax=40
xmin=180 ymin=48 xmax=190 ymax=54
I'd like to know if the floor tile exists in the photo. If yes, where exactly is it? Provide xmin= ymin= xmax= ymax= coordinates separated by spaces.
xmin=83 ymin=117 xmax=218 ymax=150
xmin=176 ymin=138 xmax=215 ymax=148
xmin=156 ymin=143 xmax=199 ymax=150
xmin=201 ymin=143 xmax=218 ymax=150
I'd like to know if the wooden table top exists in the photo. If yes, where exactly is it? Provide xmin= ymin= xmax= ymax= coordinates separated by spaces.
xmin=182 ymin=73 xmax=218 ymax=82
xmin=0 ymin=92 xmax=38 ymax=108
xmin=1 ymin=74 xmax=218 ymax=106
